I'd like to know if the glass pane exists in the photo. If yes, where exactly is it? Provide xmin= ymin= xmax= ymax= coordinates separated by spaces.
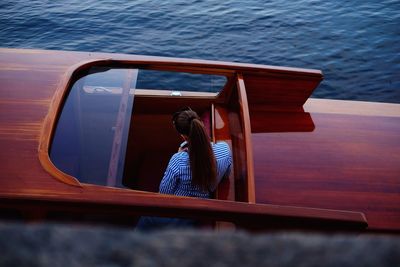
xmin=136 ymin=69 xmax=227 ymax=93
xmin=50 ymin=67 xmax=136 ymax=187
xmin=50 ymin=65 xmax=228 ymax=188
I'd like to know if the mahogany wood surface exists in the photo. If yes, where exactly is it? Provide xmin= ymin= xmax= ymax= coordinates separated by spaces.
xmin=226 ymin=87 xmax=250 ymax=203
xmin=213 ymin=105 xmax=235 ymax=201
xmin=0 ymin=190 xmax=367 ymax=231
xmin=252 ymin=109 xmax=400 ymax=232
xmin=0 ymin=47 xmax=390 ymax=232
xmin=243 ymin=72 xmax=322 ymax=112
xmin=236 ymin=75 xmax=256 ymax=203
xmin=122 ymin=113 xmax=180 ymax=191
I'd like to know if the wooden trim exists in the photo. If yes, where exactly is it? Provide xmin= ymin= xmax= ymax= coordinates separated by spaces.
xmin=82 ymin=87 xmax=218 ymax=98
xmin=37 ymin=58 xmax=230 ymax=187
xmin=236 ymin=74 xmax=256 ymax=203
xmin=38 ymin=59 xmax=110 ymax=187
xmin=216 ymin=75 xmax=238 ymax=104
xmin=0 ymin=48 xmax=323 ymax=77
xmin=211 ymin=103 xmax=216 ymax=143
xmin=135 ymin=89 xmax=218 ymax=98
xmin=213 ymin=105 xmax=235 ymax=202
xmin=305 ymin=98 xmax=400 ymax=117
xmin=212 ymin=104 xmax=235 ymax=230
xmin=141 ymin=64 xmax=236 ymax=76
xmin=0 ymin=192 xmax=368 ymax=231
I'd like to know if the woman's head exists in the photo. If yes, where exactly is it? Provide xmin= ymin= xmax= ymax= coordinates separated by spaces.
xmin=172 ymin=107 xmax=216 ymax=192
xmin=172 ymin=107 xmax=200 ymax=137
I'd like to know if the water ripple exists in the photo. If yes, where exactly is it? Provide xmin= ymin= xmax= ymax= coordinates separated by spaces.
xmin=0 ymin=0 xmax=399 ymax=103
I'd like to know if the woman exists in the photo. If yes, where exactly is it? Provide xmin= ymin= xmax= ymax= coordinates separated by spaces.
xmin=136 ymin=107 xmax=232 ymax=230
xmin=159 ymin=107 xmax=232 ymax=198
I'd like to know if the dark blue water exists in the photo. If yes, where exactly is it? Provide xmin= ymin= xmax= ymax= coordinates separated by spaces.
xmin=1 ymin=0 xmax=399 ymax=103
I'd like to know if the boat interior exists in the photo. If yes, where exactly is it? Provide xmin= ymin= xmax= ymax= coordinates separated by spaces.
xmin=125 ymin=78 xmax=252 ymax=203
xmin=50 ymin=61 xmax=256 ymax=204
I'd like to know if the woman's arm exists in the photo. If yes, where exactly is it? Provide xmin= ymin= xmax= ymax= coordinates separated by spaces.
xmin=159 ymin=155 xmax=179 ymax=195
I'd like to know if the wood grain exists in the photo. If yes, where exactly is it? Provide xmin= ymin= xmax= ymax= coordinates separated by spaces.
xmin=213 ymin=105 xmax=235 ymax=202
xmin=236 ymin=74 xmax=256 ymax=203
xmin=1 ymin=48 xmax=390 ymax=232
xmin=243 ymin=72 xmax=322 ymax=112
xmin=252 ymin=111 xmax=400 ymax=232
xmin=0 ymin=189 xmax=367 ymax=231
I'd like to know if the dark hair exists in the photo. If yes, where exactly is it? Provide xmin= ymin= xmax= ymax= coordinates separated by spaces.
xmin=172 ymin=107 xmax=216 ymax=191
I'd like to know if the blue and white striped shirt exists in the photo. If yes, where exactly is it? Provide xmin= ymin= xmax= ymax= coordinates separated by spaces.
xmin=159 ymin=142 xmax=232 ymax=198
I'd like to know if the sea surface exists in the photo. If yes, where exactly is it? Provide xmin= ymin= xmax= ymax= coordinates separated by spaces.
xmin=1 ymin=0 xmax=399 ymax=103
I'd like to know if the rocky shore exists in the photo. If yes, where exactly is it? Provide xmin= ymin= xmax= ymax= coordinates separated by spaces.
xmin=0 ymin=222 xmax=399 ymax=267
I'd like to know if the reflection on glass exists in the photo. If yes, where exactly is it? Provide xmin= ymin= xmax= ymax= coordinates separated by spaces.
xmin=51 ymin=67 xmax=136 ymax=187
xmin=50 ymin=66 xmax=228 ymax=188
xmin=136 ymin=70 xmax=227 ymax=93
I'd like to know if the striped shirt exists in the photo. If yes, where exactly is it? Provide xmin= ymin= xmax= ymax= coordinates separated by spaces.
xmin=159 ymin=142 xmax=232 ymax=198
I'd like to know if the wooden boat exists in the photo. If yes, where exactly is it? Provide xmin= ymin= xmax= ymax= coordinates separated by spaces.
xmin=0 ymin=48 xmax=399 ymax=233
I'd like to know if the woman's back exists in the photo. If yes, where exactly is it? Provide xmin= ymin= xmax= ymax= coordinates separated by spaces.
xmin=159 ymin=142 xmax=232 ymax=198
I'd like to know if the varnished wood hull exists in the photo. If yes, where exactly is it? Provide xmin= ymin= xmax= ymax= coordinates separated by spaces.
xmin=253 ymin=102 xmax=400 ymax=232
xmin=0 ymin=48 xmax=398 ymax=232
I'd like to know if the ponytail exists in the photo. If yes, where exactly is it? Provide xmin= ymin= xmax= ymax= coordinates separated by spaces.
xmin=172 ymin=108 xmax=217 ymax=191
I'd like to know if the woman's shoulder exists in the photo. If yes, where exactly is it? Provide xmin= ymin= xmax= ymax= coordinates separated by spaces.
xmin=170 ymin=151 xmax=189 ymax=165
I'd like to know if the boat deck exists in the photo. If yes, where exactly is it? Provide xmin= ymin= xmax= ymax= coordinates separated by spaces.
xmin=0 ymin=48 xmax=398 ymax=232
xmin=252 ymin=104 xmax=400 ymax=231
